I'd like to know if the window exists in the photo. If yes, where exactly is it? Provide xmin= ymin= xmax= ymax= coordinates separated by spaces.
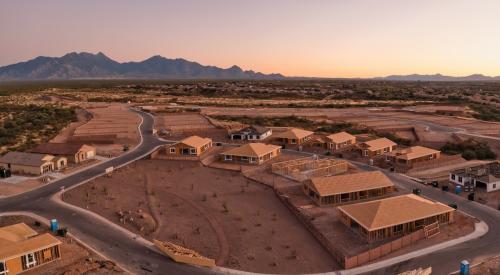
xmin=384 ymin=147 xmax=389 ymax=153
xmin=363 ymin=150 xmax=368 ymax=156
xmin=451 ymin=174 xmax=456 ymax=180
xmin=493 ymin=184 xmax=497 ymax=189
xmin=241 ymin=156 xmax=249 ymax=162
xmin=169 ymin=148 xmax=176 ymax=154
xmin=24 ymin=252 xmax=36 ymax=268
xmin=290 ymin=139 xmax=297 ymax=144
xmin=0 ymin=261 xmax=8 ymax=275
xmin=190 ymin=148 xmax=196 ymax=155
xmin=224 ymin=155 xmax=232 ymax=161
xmin=458 ymin=176 xmax=463 ymax=183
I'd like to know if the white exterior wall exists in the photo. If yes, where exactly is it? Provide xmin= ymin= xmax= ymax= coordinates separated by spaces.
xmin=449 ymin=172 xmax=499 ymax=193
xmin=449 ymin=173 xmax=467 ymax=186
xmin=481 ymin=179 xmax=500 ymax=192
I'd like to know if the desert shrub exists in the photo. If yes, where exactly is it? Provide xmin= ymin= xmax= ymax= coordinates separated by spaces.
xmin=441 ymin=139 xmax=496 ymax=160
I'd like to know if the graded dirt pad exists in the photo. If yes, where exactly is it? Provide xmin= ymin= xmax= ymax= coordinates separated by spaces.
xmin=0 ymin=215 xmax=121 ymax=275
xmin=0 ymin=179 xmax=47 ymax=198
xmin=70 ymin=104 xmax=140 ymax=150
xmin=468 ymin=255 xmax=500 ymax=275
xmin=155 ymin=113 xmax=215 ymax=132
xmin=51 ymin=108 xmax=91 ymax=143
xmin=201 ymin=106 xmax=500 ymax=144
xmin=64 ymin=159 xmax=338 ymax=273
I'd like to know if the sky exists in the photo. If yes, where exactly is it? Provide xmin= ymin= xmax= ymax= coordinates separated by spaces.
xmin=1 ymin=0 xmax=500 ymax=78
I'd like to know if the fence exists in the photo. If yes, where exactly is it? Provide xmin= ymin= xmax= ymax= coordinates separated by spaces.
xmin=344 ymin=229 xmax=425 ymax=269
xmin=275 ymin=190 xmax=348 ymax=266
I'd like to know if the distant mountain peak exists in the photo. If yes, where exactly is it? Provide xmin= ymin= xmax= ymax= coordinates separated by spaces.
xmin=0 ymin=52 xmax=285 ymax=80
xmin=376 ymin=73 xmax=500 ymax=81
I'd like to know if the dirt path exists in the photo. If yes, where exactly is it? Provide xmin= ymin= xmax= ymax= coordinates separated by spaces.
xmin=144 ymin=173 xmax=162 ymax=238
xmin=163 ymin=190 xmax=230 ymax=265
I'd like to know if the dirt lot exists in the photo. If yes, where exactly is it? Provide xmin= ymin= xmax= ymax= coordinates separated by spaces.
xmin=0 ymin=178 xmax=48 ymax=198
xmin=468 ymin=255 xmax=500 ymax=275
xmin=51 ymin=108 xmax=91 ymax=143
xmin=0 ymin=215 xmax=121 ymax=275
xmin=201 ymin=106 xmax=500 ymax=153
xmin=70 ymin=104 xmax=141 ymax=156
xmin=64 ymin=159 xmax=338 ymax=273
xmin=155 ymin=112 xmax=232 ymax=142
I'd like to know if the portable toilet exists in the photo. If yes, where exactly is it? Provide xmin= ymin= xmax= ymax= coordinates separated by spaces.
xmin=50 ymin=219 xmax=59 ymax=232
xmin=455 ymin=185 xmax=462 ymax=195
xmin=460 ymin=260 xmax=469 ymax=275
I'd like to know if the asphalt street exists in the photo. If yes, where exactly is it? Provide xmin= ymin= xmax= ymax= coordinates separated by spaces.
xmin=0 ymin=110 xmax=216 ymax=275
xmin=0 ymin=109 xmax=498 ymax=275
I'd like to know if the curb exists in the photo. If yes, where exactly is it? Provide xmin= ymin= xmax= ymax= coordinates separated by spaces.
xmin=0 ymin=211 xmax=134 ymax=275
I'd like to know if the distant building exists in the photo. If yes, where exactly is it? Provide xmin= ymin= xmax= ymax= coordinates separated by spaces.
xmin=166 ymin=136 xmax=212 ymax=157
xmin=326 ymin=132 xmax=356 ymax=151
xmin=303 ymin=171 xmax=395 ymax=206
xmin=230 ymin=125 xmax=272 ymax=141
xmin=220 ymin=143 xmax=281 ymax=165
xmin=0 ymin=223 xmax=62 ymax=274
xmin=272 ymin=128 xmax=314 ymax=145
xmin=338 ymin=194 xmax=455 ymax=242
xmin=359 ymin=138 xmax=397 ymax=158
xmin=0 ymin=152 xmax=67 ymax=175
xmin=386 ymin=146 xmax=440 ymax=166
xmin=449 ymin=161 xmax=500 ymax=193
xmin=29 ymin=143 xmax=96 ymax=164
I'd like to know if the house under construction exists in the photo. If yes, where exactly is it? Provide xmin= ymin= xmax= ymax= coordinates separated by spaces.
xmin=271 ymin=156 xmax=349 ymax=182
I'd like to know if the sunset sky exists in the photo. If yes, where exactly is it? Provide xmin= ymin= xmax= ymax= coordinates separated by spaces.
xmin=1 ymin=0 xmax=500 ymax=78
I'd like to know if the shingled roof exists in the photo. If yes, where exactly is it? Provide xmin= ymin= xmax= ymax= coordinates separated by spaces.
xmin=272 ymin=128 xmax=314 ymax=140
xmin=338 ymin=194 xmax=454 ymax=231
xmin=327 ymin=131 xmax=356 ymax=144
xmin=0 ymin=151 xmax=54 ymax=167
xmin=308 ymin=171 xmax=394 ymax=197
xmin=178 ymin=136 xmax=212 ymax=148
xmin=361 ymin=138 xmax=397 ymax=151
xmin=221 ymin=143 xmax=281 ymax=158
xmin=391 ymin=146 xmax=440 ymax=160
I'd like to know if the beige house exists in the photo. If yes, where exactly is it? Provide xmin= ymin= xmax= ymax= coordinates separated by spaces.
xmin=338 ymin=194 xmax=455 ymax=242
xmin=30 ymin=143 xmax=96 ymax=164
xmin=220 ymin=143 xmax=281 ymax=165
xmin=0 ymin=223 xmax=62 ymax=275
xmin=359 ymin=138 xmax=397 ymax=158
xmin=0 ymin=152 xmax=67 ymax=175
xmin=303 ymin=171 xmax=395 ymax=206
xmin=272 ymin=128 xmax=314 ymax=145
xmin=386 ymin=146 xmax=440 ymax=166
xmin=167 ymin=136 xmax=213 ymax=157
xmin=326 ymin=132 xmax=356 ymax=151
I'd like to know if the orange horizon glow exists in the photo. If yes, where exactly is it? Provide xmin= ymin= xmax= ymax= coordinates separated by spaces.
xmin=1 ymin=0 xmax=500 ymax=78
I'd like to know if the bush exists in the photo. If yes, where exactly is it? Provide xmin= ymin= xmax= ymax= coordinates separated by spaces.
xmin=462 ymin=150 xmax=477 ymax=160
xmin=441 ymin=139 xmax=496 ymax=160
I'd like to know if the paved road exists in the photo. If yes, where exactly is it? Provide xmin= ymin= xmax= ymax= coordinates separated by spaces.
xmin=0 ymin=110 xmax=216 ymax=275
xmin=353 ymin=163 xmax=500 ymax=274
xmin=0 ymin=109 xmax=498 ymax=275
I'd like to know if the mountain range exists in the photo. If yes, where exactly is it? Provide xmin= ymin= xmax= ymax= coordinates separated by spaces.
xmin=0 ymin=52 xmax=284 ymax=80
xmin=375 ymin=73 xmax=500 ymax=81
xmin=1 ymin=52 xmax=499 ymax=81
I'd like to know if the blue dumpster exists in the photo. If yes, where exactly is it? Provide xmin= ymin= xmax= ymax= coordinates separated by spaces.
xmin=460 ymin=260 xmax=469 ymax=275
xmin=455 ymin=185 xmax=462 ymax=195
xmin=50 ymin=219 xmax=58 ymax=232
